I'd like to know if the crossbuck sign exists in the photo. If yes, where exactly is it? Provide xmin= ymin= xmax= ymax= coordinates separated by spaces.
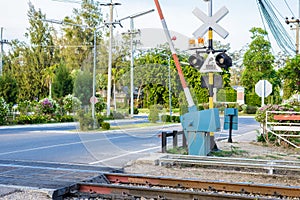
xmin=192 ymin=6 xmax=229 ymax=39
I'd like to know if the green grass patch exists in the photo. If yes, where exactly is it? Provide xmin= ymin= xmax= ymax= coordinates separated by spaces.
xmin=265 ymin=154 xmax=281 ymax=159
xmin=210 ymin=146 xmax=248 ymax=157
xmin=167 ymin=147 xmax=188 ymax=155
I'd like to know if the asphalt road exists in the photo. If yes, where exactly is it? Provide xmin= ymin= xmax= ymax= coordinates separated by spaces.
xmin=0 ymin=116 xmax=259 ymax=168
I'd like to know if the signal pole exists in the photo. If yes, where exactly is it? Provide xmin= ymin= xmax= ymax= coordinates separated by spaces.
xmin=207 ymin=0 xmax=218 ymax=151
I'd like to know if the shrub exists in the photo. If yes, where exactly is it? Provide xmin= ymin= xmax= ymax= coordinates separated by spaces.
xmin=172 ymin=115 xmax=181 ymax=123
xmin=18 ymin=100 xmax=34 ymax=115
xmin=63 ymin=94 xmax=81 ymax=114
xmin=148 ymin=104 xmax=162 ymax=123
xmin=128 ymin=107 xmax=139 ymax=114
xmin=38 ymin=98 xmax=58 ymax=115
xmin=77 ymin=110 xmax=94 ymax=131
xmin=95 ymin=98 xmax=106 ymax=114
xmin=0 ymin=97 xmax=9 ymax=125
xmin=101 ymin=122 xmax=110 ymax=130
xmin=111 ymin=111 xmax=125 ymax=119
xmin=17 ymin=115 xmax=32 ymax=124
xmin=245 ymin=105 xmax=257 ymax=114
xmin=161 ymin=114 xmax=171 ymax=122
xmin=55 ymin=115 xmax=74 ymax=122
xmin=96 ymin=114 xmax=104 ymax=125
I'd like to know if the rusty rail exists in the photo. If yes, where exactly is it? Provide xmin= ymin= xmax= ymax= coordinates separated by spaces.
xmin=64 ymin=173 xmax=300 ymax=199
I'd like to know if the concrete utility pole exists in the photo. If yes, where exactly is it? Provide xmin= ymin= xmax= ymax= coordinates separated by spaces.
xmin=100 ymin=1 xmax=121 ymax=117
xmin=285 ymin=17 xmax=300 ymax=54
xmin=0 ymin=27 xmax=9 ymax=76
xmin=119 ymin=9 xmax=154 ymax=117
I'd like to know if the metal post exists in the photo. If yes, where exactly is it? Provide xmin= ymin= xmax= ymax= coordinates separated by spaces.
xmin=206 ymin=0 xmax=218 ymax=151
xmin=168 ymin=56 xmax=172 ymax=118
xmin=106 ymin=1 xmax=113 ymax=117
xmin=261 ymin=80 xmax=265 ymax=106
xmin=162 ymin=132 xmax=167 ymax=153
xmin=0 ymin=27 xmax=3 ymax=76
xmin=130 ymin=18 xmax=134 ymax=117
xmin=228 ymin=115 xmax=233 ymax=143
xmin=92 ymin=29 xmax=97 ymax=128
xmin=172 ymin=130 xmax=178 ymax=148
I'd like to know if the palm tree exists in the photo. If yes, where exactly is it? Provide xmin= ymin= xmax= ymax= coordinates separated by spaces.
xmin=43 ymin=64 xmax=57 ymax=99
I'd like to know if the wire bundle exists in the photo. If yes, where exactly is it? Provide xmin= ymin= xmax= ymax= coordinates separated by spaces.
xmin=257 ymin=0 xmax=296 ymax=55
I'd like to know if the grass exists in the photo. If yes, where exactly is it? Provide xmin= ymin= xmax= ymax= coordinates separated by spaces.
xmin=210 ymin=146 xmax=248 ymax=157
xmin=265 ymin=154 xmax=281 ymax=159
xmin=167 ymin=147 xmax=188 ymax=155
xmin=110 ymin=122 xmax=175 ymax=130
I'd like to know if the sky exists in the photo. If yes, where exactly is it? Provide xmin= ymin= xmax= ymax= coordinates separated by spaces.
xmin=0 ymin=0 xmax=298 ymax=53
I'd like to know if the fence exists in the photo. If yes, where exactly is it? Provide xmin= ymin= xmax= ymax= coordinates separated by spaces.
xmin=266 ymin=111 xmax=300 ymax=148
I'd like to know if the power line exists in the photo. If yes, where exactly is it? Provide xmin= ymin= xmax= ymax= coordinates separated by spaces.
xmin=257 ymin=0 xmax=295 ymax=55
xmin=284 ymin=0 xmax=295 ymax=17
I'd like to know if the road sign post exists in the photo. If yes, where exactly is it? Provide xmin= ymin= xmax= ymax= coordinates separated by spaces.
xmin=255 ymin=80 xmax=272 ymax=106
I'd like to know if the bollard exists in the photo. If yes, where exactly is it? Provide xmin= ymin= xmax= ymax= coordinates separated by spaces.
xmin=173 ymin=130 xmax=178 ymax=148
xmin=162 ymin=132 xmax=167 ymax=153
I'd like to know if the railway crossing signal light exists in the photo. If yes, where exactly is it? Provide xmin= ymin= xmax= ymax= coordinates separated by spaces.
xmin=215 ymin=52 xmax=232 ymax=70
xmin=188 ymin=53 xmax=204 ymax=70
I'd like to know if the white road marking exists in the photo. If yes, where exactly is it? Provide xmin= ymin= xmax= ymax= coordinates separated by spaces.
xmin=0 ymin=135 xmax=128 ymax=156
xmin=89 ymin=146 xmax=160 ymax=165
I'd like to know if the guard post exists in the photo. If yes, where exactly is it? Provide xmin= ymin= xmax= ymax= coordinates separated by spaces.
xmin=224 ymin=108 xmax=238 ymax=143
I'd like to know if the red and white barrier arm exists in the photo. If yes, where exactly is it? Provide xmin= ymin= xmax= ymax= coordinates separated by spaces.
xmin=154 ymin=0 xmax=195 ymax=109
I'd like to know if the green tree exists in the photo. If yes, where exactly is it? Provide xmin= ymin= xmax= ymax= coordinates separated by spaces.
xmin=74 ymin=70 xmax=92 ymax=106
xmin=279 ymin=55 xmax=300 ymax=99
xmin=0 ymin=71 xmax=18 ymax=105
xmin=241 ymin=27 xmax=280 ymax=105
xmin=52 ymin=63 xmax=73 ymax=98
xmin=6 ymin=3 xmax=58 ymax=102
xmin=42 ymin=64 xmax=57 ymax=99
xmin=60 ymin=0 xmax=103 ymax=71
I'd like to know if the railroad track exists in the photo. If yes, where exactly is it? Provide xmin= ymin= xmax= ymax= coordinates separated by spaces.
xmin=60 ymin=173 xmax=300 ymax=200
xmin=158 ymin=154 xmax=300 ymax=175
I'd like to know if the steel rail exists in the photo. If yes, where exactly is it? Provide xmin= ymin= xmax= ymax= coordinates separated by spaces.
xmin=66 ymin=173 xmax=300 ymax=199
xmin=73 ymin=182 xmax=264 ymax=200
xmin=159 ymin=155 xmax=300 ymax=174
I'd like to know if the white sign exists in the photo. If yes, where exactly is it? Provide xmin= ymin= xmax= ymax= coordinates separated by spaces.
xmin=200 ymin=52 xmax=222 ymax=73
xmin=255 ymin=80 xmax=272 ymax=106
xmin=192 ymin=6 xmax=229 ymax=39
xmin=255 ymin=80 xmax=272 ymax=98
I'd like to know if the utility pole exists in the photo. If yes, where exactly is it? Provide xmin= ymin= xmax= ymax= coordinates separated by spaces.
xmin=285 ymin=7 xmax=300 ymax=55
xmin=0 ymin=27 xmax=9 ymax=76
xmin=100 ymin=1 xmax=121 ymax=117
xmin=119 ymin=9 xmax=154 ymax=117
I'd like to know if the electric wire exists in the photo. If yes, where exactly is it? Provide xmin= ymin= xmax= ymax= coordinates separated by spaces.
xmin=256 ymin=0 xmax=275 ymax=55
xmin=284 ymin=0 xmax=296 ymax=17
xmin=257 ymin=0 xmax=295 ymax=55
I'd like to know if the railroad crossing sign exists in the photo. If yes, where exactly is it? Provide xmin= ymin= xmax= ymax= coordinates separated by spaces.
xmin=200 ymin=52 xmax=222 ymax=73
xmin=192 ymin=6 xmax=229 ymax=39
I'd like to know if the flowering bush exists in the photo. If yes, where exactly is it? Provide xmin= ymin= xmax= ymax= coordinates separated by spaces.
xmin=255 ymin=104 xmax=287 ymax=124
xmin=63 ymin=94 xmax=82 ymax=114
xmin=255 ymin=103 xmax=299 ymax=137
xmin=38 ymin=98 xmax=57 ymax=115
xmin=0 ymin=97 xmax=9 ymax=125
